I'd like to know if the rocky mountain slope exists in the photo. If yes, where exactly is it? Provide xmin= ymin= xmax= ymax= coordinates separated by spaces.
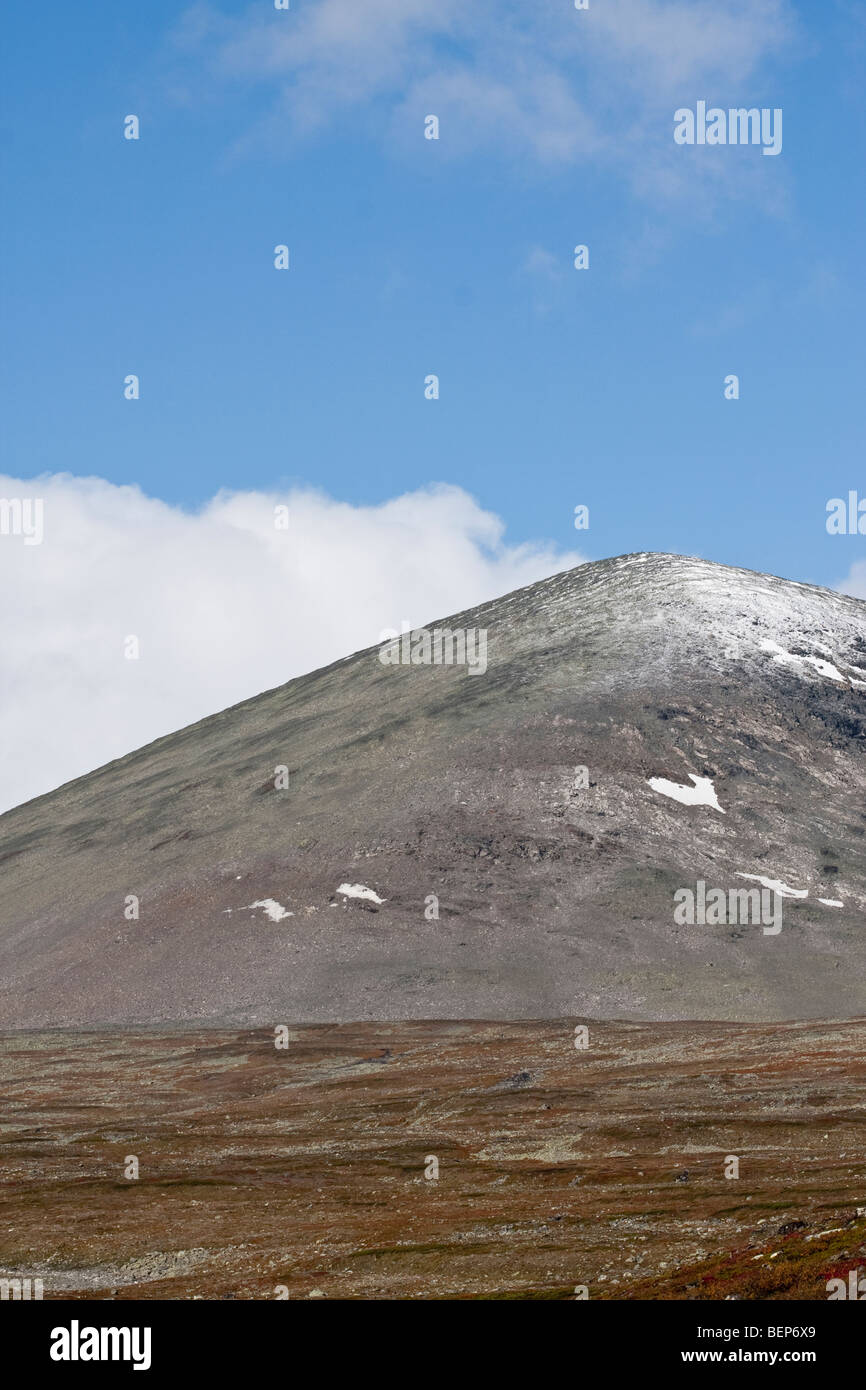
xmin=0 ymin=552 xmax=864 ymax=1026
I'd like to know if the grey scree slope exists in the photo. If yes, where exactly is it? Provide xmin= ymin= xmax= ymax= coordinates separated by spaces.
xmin=0 ymin=552 xmax=864 ymax=1028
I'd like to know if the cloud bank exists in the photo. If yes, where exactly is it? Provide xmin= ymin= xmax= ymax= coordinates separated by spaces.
xmin=0 ymin=476 xmax=584 ymax=813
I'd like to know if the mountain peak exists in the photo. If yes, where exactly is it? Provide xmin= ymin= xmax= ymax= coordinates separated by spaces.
xmin=0 ymin=554 xmax=863 ymax=1028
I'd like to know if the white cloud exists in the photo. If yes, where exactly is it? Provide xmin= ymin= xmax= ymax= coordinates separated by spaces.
xmin=837 ymin=560 xmax=866 ymax=600
xmin=0 ymin=476 xmax=584 ymax=814
xmin=168 ymin=0 xmax=797 ymax=200
xmin=588 ymin=0 xmax=792 ymax=93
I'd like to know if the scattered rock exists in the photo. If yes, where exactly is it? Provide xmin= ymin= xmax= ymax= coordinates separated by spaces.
xmin=488 ymin=1070 xmax=535 ymax=1091
xmin=777 ymin=1219 xmax=806 ymax=1236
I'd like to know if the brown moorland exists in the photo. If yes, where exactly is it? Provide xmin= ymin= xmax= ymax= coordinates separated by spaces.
xmin=1 ymin=1018 xmax=864 ymax=1300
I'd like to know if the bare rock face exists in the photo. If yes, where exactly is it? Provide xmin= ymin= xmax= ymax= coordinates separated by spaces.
xmin=0 ymin=552 xmax=864 ymax=1027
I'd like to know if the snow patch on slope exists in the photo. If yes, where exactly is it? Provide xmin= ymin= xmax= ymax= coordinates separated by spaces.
xmin=759 ymin=639 xmax=846 ymax=684
xmin=736 ymin=873 xmax=808 ymax=900
xmin=243 ymin=899 xmax=294 ymax=922
xmin=648 ymin=774 xmax=725 ymax=813
xmin=337 ymin=883 xmax=386 ymax=904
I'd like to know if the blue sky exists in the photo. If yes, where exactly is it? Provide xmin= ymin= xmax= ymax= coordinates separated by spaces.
xmin=1 ymin=2 xmax=865 ymax=809
xmin=2 ymin=0 xmax=863 ymax=588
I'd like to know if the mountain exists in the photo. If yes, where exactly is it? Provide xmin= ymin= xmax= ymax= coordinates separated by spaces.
xmin=0 ymin=552 xmax=864 ymax=1028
